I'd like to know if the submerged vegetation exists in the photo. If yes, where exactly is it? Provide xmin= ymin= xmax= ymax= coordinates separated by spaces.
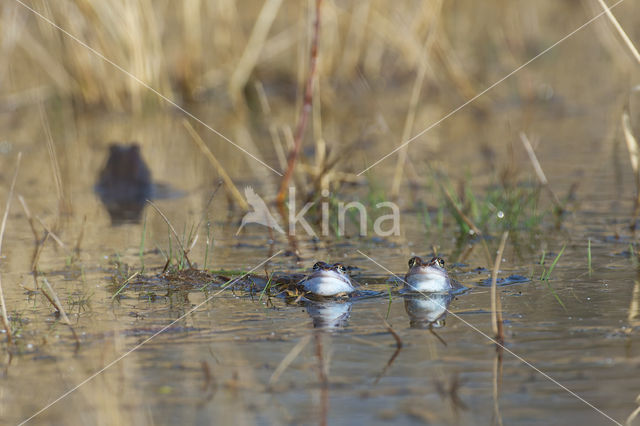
xmin=436 ymin=176 xmax=545 ymax=237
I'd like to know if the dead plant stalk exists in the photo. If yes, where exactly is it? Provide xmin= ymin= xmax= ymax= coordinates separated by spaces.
xmin=0 ymin=153 xmax=22 ymax=344
xmin=276 ymin=0 xmax=322 ymax=216
xmin=40 ymin=104 xmax=70 ymax=216
xmin=596 ymin=0 xmax=640 ymax=65
xmin=491 ymin=231 xmax=509 ymax=345
xmin=622 ymin=111 xmax=640 ymax=230
xmin=519 ymin=132 xmax=563 ymax=213
xmin=391 ymin=37 xmax=429 ymax=198
xmin=183 ymin=120 xmax=248 ymax=211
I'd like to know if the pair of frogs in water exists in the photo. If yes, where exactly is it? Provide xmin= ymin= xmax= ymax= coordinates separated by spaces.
xmin=301 ymin=255 xmax=460 ymax=297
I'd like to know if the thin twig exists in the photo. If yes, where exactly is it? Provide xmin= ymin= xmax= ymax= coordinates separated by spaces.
xmin=629 ymin=279 xmax=639 ymax=324
xmin=17 ymin=195 xmax=47 ymax=277
xmin=17 ymin=195 xmax=39 ymax=241
xmin=146 ymin=200 xmax=193 ymax=269
xmin=183 ymin=120 xmax=249 ymax=211
xmin=440 ymin=184 xmax=481 ymax=235
xmin=73 ymin=216 xmax=87 ymax=257
xmin=492 ymin=347 xmax=504 ymax=426
xmin=519 ymin=132 xmax=564 ymax=213
xmin=374 ymin=316 xmax=404 ymax=384
xmin=0 ymin=153 xmax=21 ymax=256
xmin=276 ymin=0 xmax=322 ymax=214
xmin=391 ymin=35 xmax=429 ymax=198
xmin=41 ymin=277 xmax=71 ymax=325
xmin=190 ymin=180 xmax=223 ymax=256
xmin=268 ymin=334 xmax=311 ymax=385
xmin=491 ymin=231 xmax=509 ymax=345
xmin=41 ymin=276 xmax=79 ymax=352
xmin=34 ymin=216 xmax=65 ymax=248
xmin=228 ymin=0 xmax=284 ymax=105
xmin=0 ymin=152 xmax=21 ymax=344
xmin=627 ymin=395 xmax=640 ymax=426
xmin=596 ymin=0 xmax=640 ymax=65
xmin=314 ymin=331 xmax=329 ymax=426
xmin=40 ymin=103 xmax=70 ymax=215
xmin=111 ymin=271 xmax=140 ymax=300
xmin=31 ymin=233 xmax=50 ymax=274
xmin=622 ymin=111 xmax=640 ymax=230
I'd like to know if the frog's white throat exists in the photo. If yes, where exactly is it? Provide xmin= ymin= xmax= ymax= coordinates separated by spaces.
xmin=405 ymin=268 xmax=450 ymax=293
xmin=303 ymin=271 xmax=354 ymax=296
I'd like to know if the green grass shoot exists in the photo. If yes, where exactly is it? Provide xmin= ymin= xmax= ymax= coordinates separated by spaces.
xmin=259 ymin=274 xmax=274 ymax=303
xmin=111 ymin=271 xmax=139 ymax=300
xmin=541 ymin=244 xmax=565 ymax=281
xmin=540 ymin=244 xmax=567 ymax=311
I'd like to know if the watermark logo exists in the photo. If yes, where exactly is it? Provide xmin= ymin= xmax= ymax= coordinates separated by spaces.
xmin=236 ymin=187 xmax=285 ymax=235
xmin=236 ymin=186 xmax=400 ymax=237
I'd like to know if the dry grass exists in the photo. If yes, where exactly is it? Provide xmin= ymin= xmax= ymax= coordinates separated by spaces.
xmin=4 ymin=1 xmax=441 ymax=108
xmin=183 ymin=119 xmax=249 ymax=211
xmin=490 ymin=231 xmax=508 ymax=345
xmin=0 ymin=153 xmax=22 ymax=344
xmin=146 ymin=200 xmax=194 ymax=270
xmin=596 ymin=0 xmax=640 ymax=65
xmin=6 ymin=1 xmax=637 ymax=230
xmin=519 ymin=132 xmax=563 ymax=214
xmin=3 ymin=1 xmax=570 ymax=120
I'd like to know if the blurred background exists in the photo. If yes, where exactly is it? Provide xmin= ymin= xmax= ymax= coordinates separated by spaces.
xmin=1 ymin=1 xmax=638 ymax=255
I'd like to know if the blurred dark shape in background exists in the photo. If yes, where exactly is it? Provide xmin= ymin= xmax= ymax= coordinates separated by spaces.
xmin=94 ymin=143 xmax=153 ymax=224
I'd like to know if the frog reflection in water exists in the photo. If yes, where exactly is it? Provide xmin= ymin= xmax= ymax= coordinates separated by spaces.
xmin=95 ymin=143 xmax=152 ymax=224
xmin=300 ymin=262 xmax=356 ymax=297
xmin=404 ymin=256 xmax=460 ymax=293
xmin=305 ymin=299 xmax=353 ymax=328
xmin=404 ymin=293 xmax=452 ymax=329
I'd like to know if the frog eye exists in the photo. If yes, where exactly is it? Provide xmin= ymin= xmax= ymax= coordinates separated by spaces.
xmin=408 ymin=257 xmax=419 ymax=268
xmin=334 ymin=263 xmax=347 ymax=273
xmin=313 ymin=262 xmax=323 ymax=271
xmin=436 ymin=257 xmax=445 ymax=267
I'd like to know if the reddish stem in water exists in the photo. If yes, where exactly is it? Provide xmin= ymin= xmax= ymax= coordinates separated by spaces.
xmin=276 ymin=0 xmax=322 ymax=227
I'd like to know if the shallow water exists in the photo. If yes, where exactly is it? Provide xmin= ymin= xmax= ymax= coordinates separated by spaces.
xmin=2 ymin=1 xmax=640 ymax=425
xmin=1 ymin=178 xmax=639 ymax=425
